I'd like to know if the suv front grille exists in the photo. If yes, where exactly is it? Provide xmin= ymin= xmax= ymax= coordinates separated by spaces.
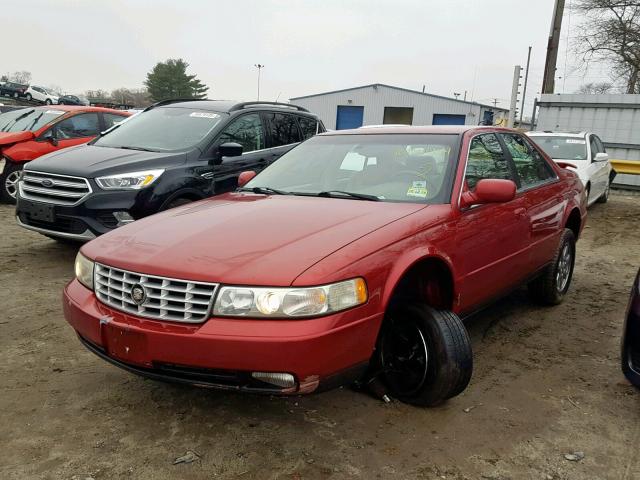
xmin=20 ymin=171 xmax=91 ymax=205
xmin=94 ymin=264 xmax=218 ymax=323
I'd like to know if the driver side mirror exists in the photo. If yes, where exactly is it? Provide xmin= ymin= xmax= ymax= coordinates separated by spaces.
xmin=41 ymin=129 xmax=58 ymax=146
xmin=594 ymin=152 xmax=609 ymax=162
xmin=210 ymin=142 xmax=244 ymax=165
xmin=460 ymin=179 xmax=516 ymax=209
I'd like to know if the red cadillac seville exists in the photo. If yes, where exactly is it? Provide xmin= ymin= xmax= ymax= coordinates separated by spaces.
xmin=63 ymin=126 xmax=587 ymax=406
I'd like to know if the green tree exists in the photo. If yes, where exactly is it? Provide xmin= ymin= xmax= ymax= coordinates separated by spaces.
xmin=144 ymin=59 xmax=209 ymax=102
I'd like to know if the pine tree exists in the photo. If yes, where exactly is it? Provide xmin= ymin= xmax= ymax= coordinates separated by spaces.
xmin=144 ymin=59 xmax=209 ymax=102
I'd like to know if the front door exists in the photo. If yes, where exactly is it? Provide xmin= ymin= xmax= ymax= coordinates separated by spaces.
xmin=37 ymin=112 xmax=101 ymax=156
xmin=455 ymin=132 xmax=530 ymax=312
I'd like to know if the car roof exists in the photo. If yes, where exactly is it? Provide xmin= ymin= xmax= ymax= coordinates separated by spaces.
xmin=527 ymin=131 xmax=588 ymax=138
xmin=320 ymin=125 xmax=517 ymax=135
xmin=155 ymin=99 xmax=314 ymax=115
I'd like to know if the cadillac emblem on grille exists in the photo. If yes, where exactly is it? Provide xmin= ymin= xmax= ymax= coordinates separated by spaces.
xmin=130 ymin=284 xmax=146 ymax=305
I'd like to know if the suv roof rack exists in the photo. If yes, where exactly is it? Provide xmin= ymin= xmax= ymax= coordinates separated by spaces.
xmin=144 ymin=98 xmax=207 ymax=111
xmin=229 ymin=101 xmax=309 ymax=113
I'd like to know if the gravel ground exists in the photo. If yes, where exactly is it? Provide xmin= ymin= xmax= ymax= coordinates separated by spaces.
xmin=1 ymin=192 xmax=639 ymax=480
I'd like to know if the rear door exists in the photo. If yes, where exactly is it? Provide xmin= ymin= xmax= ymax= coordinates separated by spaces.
xmin=501 ymin=132 xmax=564 ymax=271
xmin=211 ymin=112 xmax=269 ymax=193
xmin=264 ymin=111 xmax=302 ymax=161
xmin=455 ymin=132 xmax=530 ymax=312
xmin=589 ymin=134 xmax=609 ymax=197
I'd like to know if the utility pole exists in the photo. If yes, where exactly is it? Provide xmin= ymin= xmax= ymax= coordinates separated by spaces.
xmin=492 ymin=98 xmax=499 ymax=107
xmin=508 ymin=65 xmax=522 ymax=128
xmin=254 ymin=64 xmax=264 ymax=101
xmin=542 ymin=0 xmax=565 ymax=94
xmin=453 ymin=92 xmax=461 ymax=100
xmin=520 ymin=46 xmax=532 ymax=125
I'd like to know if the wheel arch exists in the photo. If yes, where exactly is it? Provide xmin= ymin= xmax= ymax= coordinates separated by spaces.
xmin=565 ymin=207 xmax=582 ymax=239
xmin=159 ymin=188 xmax=206 ymax=210
xmin=382 ymin=251 xmax=457 ymax=313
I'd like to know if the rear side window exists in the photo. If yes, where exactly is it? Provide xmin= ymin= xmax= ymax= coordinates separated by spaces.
xmin=218 ymin=113 xmax=265 ymax=153
xmin=298 ymin=116 xmax=319 ymax=140
xmin=103 ymin=113 xmax=127 ymax=129
xmin=266 ymin=113 xmax=301 ymax=146
xmin=465 ymin=133 xmax=513 ymax=189
xmin=502 ymin=133 xmax=555 ymax=189
xmin=54 ymin=113 xmax=100 ymax=138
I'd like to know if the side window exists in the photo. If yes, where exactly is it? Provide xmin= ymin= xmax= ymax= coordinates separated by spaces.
xmin=267 ymin=113 xmax=301 ymax=146
xmin=54 ymin=113 xmax=100 ymax=139
xmin=103 ymin=113 xmax=127 ymax=129
xmin=298 ymin=116 xmax=318 ymax=140
xmin=502 ymin=133 xmax=554 ymax=189
xmin=218 ymin=113 xmax=265 ymax=153
xmin=594 ymin=135 xmax=606 ymax=153
xmin=465 ymin=133 xmax=512 ymax=190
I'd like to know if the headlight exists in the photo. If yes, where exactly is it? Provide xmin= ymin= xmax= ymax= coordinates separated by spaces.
xmin=213 ymin=278 xmax=368 ymax=318
xmin=96 ymin=169 xmax=164 ymax=190
xmin=74 ymin=252 xmax=94 ymax=290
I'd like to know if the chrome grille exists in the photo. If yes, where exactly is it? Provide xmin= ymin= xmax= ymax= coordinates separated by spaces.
xmin=94 ymin=264 xmax=218 ymax=323
xmin=20 ymin=170 xmax=91 ymax=205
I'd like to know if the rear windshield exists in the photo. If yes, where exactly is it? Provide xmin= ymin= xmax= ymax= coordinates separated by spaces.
xmin=0 ymin=108 xmax=66 ymax=133
xmin=530 ymin=136 xmax=587 ymax=160
xmin=93 ymin=107 xmax=224 ymax=152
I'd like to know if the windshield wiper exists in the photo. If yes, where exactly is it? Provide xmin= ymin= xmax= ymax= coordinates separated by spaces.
xmin=1 ymin=109 xmax=34 ymax=132
xmin=316 ymin=190 xmax=380 ymax=201
xmin=238 ymin=186 xmax=289 ymax=195
xmin=118 ymin=146 xmax=155 ymax=152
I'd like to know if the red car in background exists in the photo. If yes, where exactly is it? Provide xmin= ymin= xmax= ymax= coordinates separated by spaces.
xmin=0 ymin=106 xmax=130 ymax=202
xmin=64 ymin=126 xmax=587 ymax=407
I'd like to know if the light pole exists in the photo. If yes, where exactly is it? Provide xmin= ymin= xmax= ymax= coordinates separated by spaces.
xmin=254 ymin=64 xmax=264 ymax=101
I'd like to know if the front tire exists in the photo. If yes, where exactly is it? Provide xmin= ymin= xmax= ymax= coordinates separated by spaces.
xmin=528 ymin=228 xmax=576 ymax=305
xmin=0 ymin=161 xmax=23 ymax=204
xmin=163 ymin=197 xmax=194 ymax=210
xmin=377 ymin=303 xmax=473 ymax=407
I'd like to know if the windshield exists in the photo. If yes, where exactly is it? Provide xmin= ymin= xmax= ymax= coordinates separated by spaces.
xmin=246 ymin=134 xmax=461 ymax=204
xmin=93 ymin=107 xmax=224 ymax=151
xmin=531 ymin=136 xmax=587 ymax=160
xmin=0 ymin=108 xmax=66 ymax=133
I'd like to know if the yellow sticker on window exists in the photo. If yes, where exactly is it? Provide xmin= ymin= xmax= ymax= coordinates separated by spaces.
xmin=407 ymin=180 xmax=428 ymax=198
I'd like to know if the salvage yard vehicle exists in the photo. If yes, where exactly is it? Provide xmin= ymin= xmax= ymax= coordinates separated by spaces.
xmin=527 ymin=131 xmax=614 ymax=205
xmin=58 ymin=95 xmax=90 ymax=106
xmin=15 ymin=99 xmax=324 ymax=241
xmin=621 ymin=267 xmax=640 ymax=387
xmin=25 ymin=85 xmax=59 ymax=105
xmin=63 ymin=125 xmax=587 ymax=406
xmin=0 ymin=106 xmax=129 ymax=203
xmin=0 ymin=81 xmax=29 ymax=98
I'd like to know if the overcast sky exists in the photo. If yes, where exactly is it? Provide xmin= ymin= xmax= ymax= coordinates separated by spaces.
xmin=3 ymin=0 xmax=611 ymax=112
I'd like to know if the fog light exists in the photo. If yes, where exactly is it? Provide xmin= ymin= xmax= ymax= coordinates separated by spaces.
xmin=113 ymin=211 xmax=134 ymax=227
xmin=251 ymin=372 xmax=296 ymax=388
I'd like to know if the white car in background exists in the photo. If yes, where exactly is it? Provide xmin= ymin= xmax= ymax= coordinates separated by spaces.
xmin=24 ymin=85 xmax=59 ymax=105
xmin=527 ymin=131 xmax=613 ymax=206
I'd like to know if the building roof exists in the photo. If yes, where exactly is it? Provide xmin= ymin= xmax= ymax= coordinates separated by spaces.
xmin=290 ymin=83 xmax=509 ymax=112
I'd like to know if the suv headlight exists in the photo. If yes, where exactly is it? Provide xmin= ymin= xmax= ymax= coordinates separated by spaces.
xmin=74 ymin=252 xmax=94 ymax=290
xmin=96 ymin=169 xmax=164 ymax=190
xmin=213 ymin=278 xmax=368 ymax=318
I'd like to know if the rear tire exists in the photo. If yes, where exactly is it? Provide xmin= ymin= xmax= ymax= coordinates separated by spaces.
xmin=528 ymin=228 xmax=576 ymax=305
xmin=377 ymin=303 xmax=473 ymax=407
xmin=0 ymin=161 xmax=23 ymax=204
xmin=45 ymin=98 xmax=52 ymax=105
xmin=25 ymin=93 xmax=32 ymax=101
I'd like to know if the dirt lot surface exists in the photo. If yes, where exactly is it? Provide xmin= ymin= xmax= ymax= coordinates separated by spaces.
xmin=1 ymin=193 xmax=639 ymax=480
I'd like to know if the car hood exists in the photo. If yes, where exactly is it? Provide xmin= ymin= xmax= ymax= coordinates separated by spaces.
xmin=82 ymin=193 xmax=427 ymax=286
xmin=24 ymin=144 xmax=185 ymax=177
xmin=0 ymin=130 xmax=34 ymax=146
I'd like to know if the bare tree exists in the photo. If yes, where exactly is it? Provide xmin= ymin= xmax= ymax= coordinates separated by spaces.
xmin=574 ymin=0 xmax=640 ymax=93
xmin=575 ymin=81 xmax=616 ymax=93
xmin=111 ymin=87 xmax=151 ymax=107
xmin=5 ymin=71 xmax=32 ymax=84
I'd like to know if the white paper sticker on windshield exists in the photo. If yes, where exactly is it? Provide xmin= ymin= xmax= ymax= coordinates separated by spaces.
xmin=45 ymin=110 xmax=65 ymax=115
xmin=190 ymin=112 xmax=220 ymax=119
xmin=565 ymin=139 xmax=586 ymax=144
xmin=406 ymin=180 xmax=428 ymax=198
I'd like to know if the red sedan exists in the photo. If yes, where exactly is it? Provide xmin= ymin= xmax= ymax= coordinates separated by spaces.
xmin=64 ymin=126 xmax=587 ymax=406
xmin=0 ymin=105 xmax=129 ymax=202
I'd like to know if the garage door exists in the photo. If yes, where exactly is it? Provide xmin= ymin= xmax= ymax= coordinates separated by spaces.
xmin=336 ymin=105 xmax=364 ymax=130
xmin=432 ymin=114 xmax=466 ymax=125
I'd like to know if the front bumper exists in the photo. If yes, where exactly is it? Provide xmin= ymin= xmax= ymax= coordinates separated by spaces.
xmin=63 ymin=279 xmax=380 ymax=394
xmin=16 ymin=187 xmax=152 ymax=240
xmin=622 ymin=271 xmax=640 ymax=387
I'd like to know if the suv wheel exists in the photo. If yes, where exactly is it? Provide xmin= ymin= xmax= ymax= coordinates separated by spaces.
xmin=528 ymin=228 xmax=576 ymax=305
xmin=25 ymin=93 xmax=32 ymax=101
xmin=0 ymin=161 xmax=22 ymax=204
xmin=163 ymin=197 xmax=194 ymax=210
xmin=45 ymin=99 xmax=52 ymax=105
xmin=377 ymin=303 xmax=473 ymax=407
